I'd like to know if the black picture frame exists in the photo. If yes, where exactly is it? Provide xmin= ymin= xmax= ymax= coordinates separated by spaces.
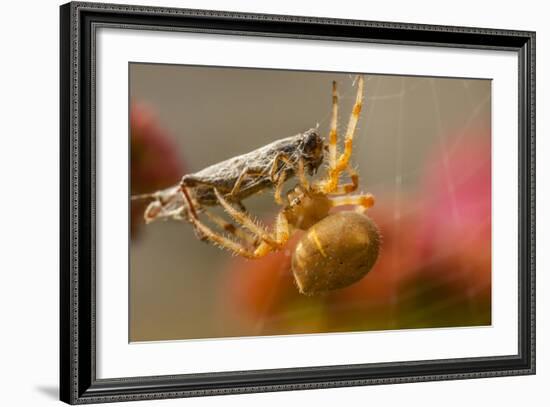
xmin=60 ymin=1 xmax=536 ymax=404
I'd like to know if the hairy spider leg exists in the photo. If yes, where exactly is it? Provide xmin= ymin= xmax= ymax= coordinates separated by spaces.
xmin=215 ymin=184 xmax=295 ymax=259
xmin=202 ymin=210 xmax=259 ymax=247
xmin=336 ymin=75 xmax=364 ymax=178
xmin=250 ymin=211 xmax=291 ymax=258
xmin=328 ymin=80 xmax=339 ymax=169
xmin=180 ymin=184 xmax=291 ymax=259
xmin=328 ymin=166 xmax=359 ymax=195
xmin=329 ymin=193 xmax=375 ymax=211
xmin=179 ymin=184 xmax=262 ymax=258
xmin=177 ymin=156 xmax=301 ymax=256
xmin=213 ymin=188 xmax=285 ymax=249
xmin=176 ymin=181 xmax=259 ymax=244
xmin=316 ymin=75 xmax=364 ymax=194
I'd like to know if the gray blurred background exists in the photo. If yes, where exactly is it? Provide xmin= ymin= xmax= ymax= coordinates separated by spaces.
xmin=129 ymin=63 xmax=491 ymax=342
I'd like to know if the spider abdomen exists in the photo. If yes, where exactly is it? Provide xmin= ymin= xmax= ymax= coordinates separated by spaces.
xmin=291 ymin=211 xmax=381 ymax=295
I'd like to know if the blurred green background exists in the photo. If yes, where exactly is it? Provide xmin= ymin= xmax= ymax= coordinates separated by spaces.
xmin=129 ymin=64 xmax=491 ymax=342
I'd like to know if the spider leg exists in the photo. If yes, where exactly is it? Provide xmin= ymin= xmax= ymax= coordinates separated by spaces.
xmin=177 ymin=183 xmax=257 ymax=244
xmin=202 ymin=210 xmax=259 ymax=247
xmin=329 ymin=192 xmax=375 ymax=211
xmin=315 ymin=75 xmax=364 ymax=194
xmin=179 ymin=184 xmax=264 ymax=258
xmin=328 ymin=80 xmax=339 ymax=169
xmin=252 ymin=211 xmax=291 ymax=257
xmin=327 ymin=166 xmax=359 ymax=195
xmin=181 ymin=172 xmax=288 ymax=256
xmin=188 ymin=215 xmax=263 ymax=259
xmin=337 ymin=75 xmax=364 ymax=173
xmin=213 ymin=188 xmax=284 ymax=249
xmin=187 ymin=208 xmax=291 ymax=259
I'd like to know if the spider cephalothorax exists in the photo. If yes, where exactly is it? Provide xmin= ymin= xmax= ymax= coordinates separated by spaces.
xmin=181 ymin=75 xmax=381 ymax=295
xmin=283 ymin=186 xmax=332 ymax=230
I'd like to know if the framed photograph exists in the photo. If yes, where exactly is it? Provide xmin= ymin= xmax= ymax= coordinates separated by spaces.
xmin=60 ymin=1 xmax=535 ymax=404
